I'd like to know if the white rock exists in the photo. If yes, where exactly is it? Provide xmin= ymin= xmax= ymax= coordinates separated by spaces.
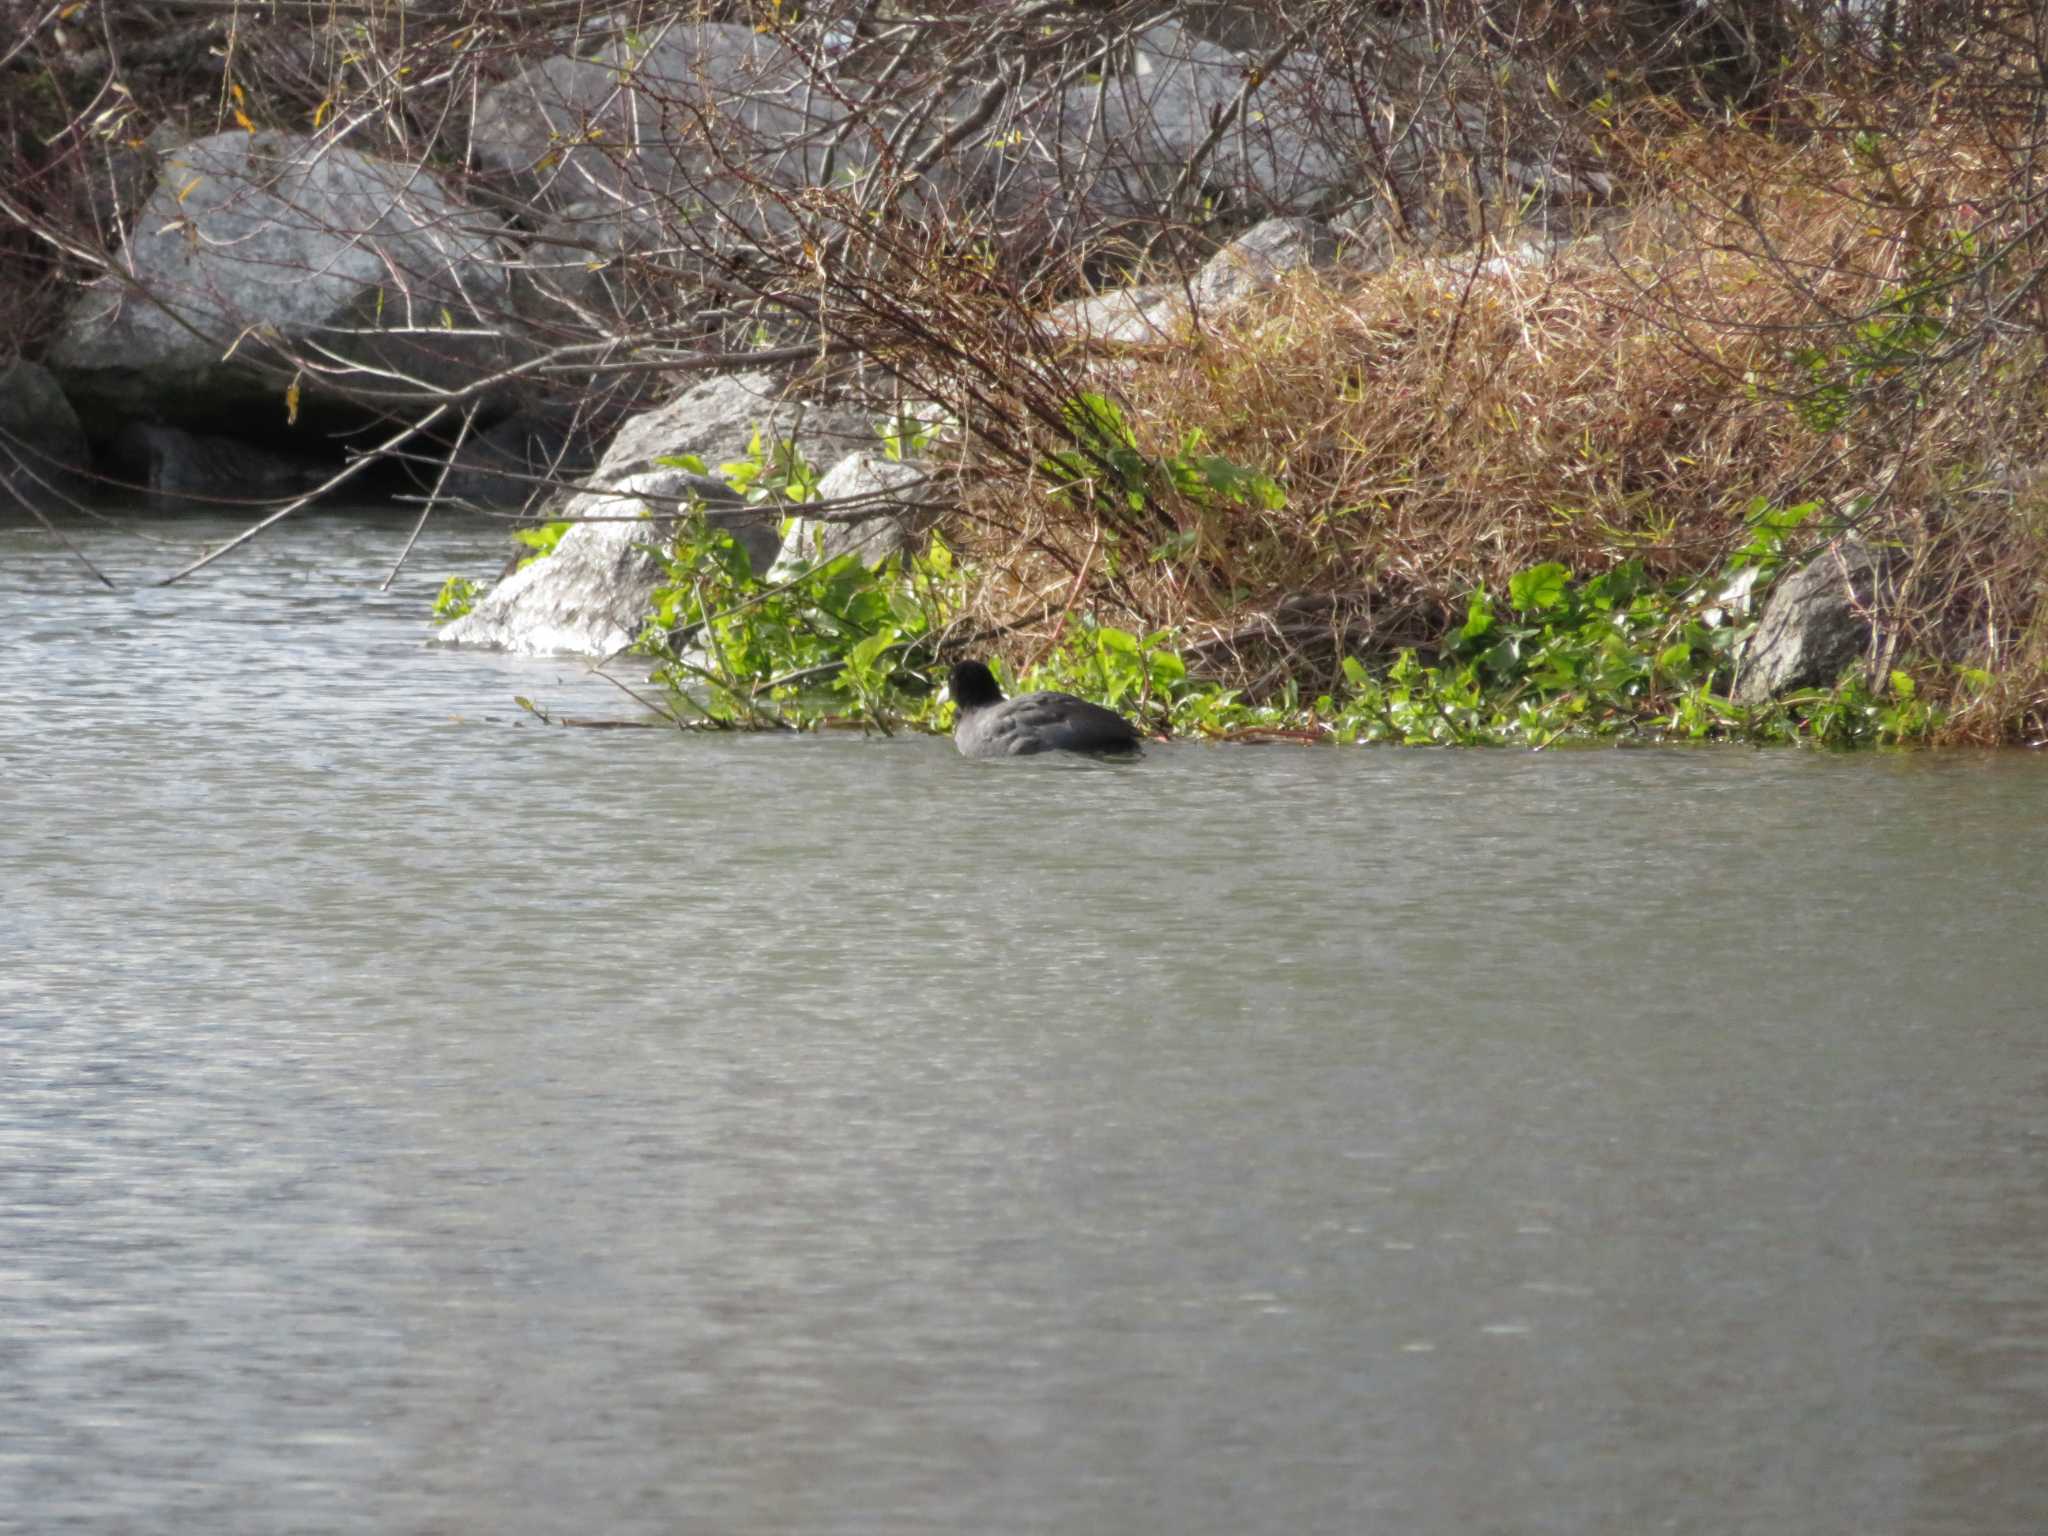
xmin=768 ymin=452 xmax=937 ymax=580
xmin=473 ymin=21 xmax=861 ymax=248
xmin=435 ymin=370 xmax=874 ymax=656
xmin=48 ymin=131 xmax=514 ymax=425
xmin=435 ymin=469 xmax=739 ymax=657
xmin=1044 ymin=284 xmax=1187 ymax=345
xmin=1190 ymin=216 xmax=1341 ymax=312
xmin=934 ymin=22 xmax=1362 ymax=259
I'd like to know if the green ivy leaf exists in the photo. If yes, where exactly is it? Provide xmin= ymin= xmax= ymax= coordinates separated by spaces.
xmin=1509 ymin=562 xmax=1571 ymax=613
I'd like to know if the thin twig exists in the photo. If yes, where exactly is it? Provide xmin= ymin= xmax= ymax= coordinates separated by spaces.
xmin=380 ymin=401 xmax=479 ymax=591
xmin=157 ymin=406 xmax=449 ymax=586
xmin=2 ymin=482 xmax=118 ymax=589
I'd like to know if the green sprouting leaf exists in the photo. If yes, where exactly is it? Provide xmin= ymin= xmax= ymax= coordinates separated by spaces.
xmin=877 ymin=409 xmax=939 ymax=464
xmin=1064 ymin=392 xmax=1139 ymax=451
xmin=1460 ymin=588 xmax=1496 ymax=642
xmin=1747 ymin=498 xmax=1819 ymax=533
xmin=655 ymin=452 xmax=712 ymax=475
xmin=1889 ymin=670 xmax=1916 ymax=700
xmin=431 ymin=574 xmax=479 ymax=624
xmin=720 ymin=441 xmax=764 ymax=495
xmin=1096 ymin=626 xmax=1140 ymax=656
xmin=1582 ymin=560 xmax=1645 ymax=610
xmin=1509 ymin=562 xmax=1571 ymax=613
xmin=847 ymin=626 xmax=897 ymax=678
xmin=512 ymin=520 xmax=574 ymax=563
xmin=1194 ymin=455 xmax=1287 ymax=509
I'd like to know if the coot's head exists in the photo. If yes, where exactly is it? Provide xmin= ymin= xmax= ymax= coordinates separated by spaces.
xmin=947 ymin=660 xmax=1006 ymax=712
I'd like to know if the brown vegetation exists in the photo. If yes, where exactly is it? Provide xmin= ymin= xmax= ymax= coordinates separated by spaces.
xmin=5 ymin=2 xmax=2048 ymax=737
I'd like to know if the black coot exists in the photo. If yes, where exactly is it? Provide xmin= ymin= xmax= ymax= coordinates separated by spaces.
xmin=947 ymin=660 xmax=1144 ymax=759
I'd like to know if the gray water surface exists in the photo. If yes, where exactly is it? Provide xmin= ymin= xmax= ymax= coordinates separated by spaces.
xmin=3 ymin=512 xmax=2047 ymax=1535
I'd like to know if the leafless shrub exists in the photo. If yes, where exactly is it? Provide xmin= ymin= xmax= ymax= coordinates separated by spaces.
xmin=6 ymin=1 xmax=2048 ymax=733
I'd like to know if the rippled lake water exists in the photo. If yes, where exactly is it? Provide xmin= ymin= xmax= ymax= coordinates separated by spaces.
xmin=4 ymin=509 xmax=2047 ymax=1534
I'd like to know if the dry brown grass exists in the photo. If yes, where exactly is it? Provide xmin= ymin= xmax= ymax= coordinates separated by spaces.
xmin=929 ymin=110 xmax=2048 ymax=740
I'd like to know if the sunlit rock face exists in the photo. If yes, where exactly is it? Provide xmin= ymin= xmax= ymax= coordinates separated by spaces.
xmin=436 ymin=370 xmax=873 ymax=658
xmin=769 ymin=452 xmax=938 ymax=582
xmin=47 ymin=131 xmax=517 ymax=434
xmin=472 ymin=21 xmax=861 ymax=256
xmin=1737 ymin=538 xmax=1886 ymax=702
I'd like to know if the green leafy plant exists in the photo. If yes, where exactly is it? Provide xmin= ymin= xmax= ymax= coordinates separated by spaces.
xmin=1772 ymin=665 xmax=1945 ymax=748
xmin=1788 ymin=240 xmax=1963 ymax=434
xmin=1040 ymin=392 xmax=1153 ymax=516
xmin=1039 ymin=392 xmax=1286 ymax=534
xmin=1290 ymin=557 xmax=1768 ymax=746
xmin=715 ymin=429 xmax=823 ymax=507
xmin=1729 ymin=498 xmax=1821 ymax=573
xmin=878 ymin=408 xmax=943 ymax=463
xmin=1010 ymin=621 xmax=1187 ymax=724
xmin=511 ymin=520 xmax=574 ymax=568
xmin=432 ymin=574 xmax=479 ymax=624
xmin=642 ymin=514 xmax=960 ymax=732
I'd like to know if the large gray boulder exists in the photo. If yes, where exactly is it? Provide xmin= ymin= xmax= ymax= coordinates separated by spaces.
xmin=511 ymin=199 xmax=667 ymax=327
xmin=588 ymin=368 xmax=872 ymax=485
xmin=951 ymin=22 xmax=1359 ymax=254
xmin=1178 ymin=1 xmax=1289 ymax=51
xmin=1189 ymin=216 xmax=1342 ymax=313
xmin=109 ymin=422 xmax=320 ymax=508
xmin=433 ymin=468 xmax=744 ymax=658
xmin=1044 ymin=218 xmax=1346 ymax=345
xmin=428 ymin=413 xmax=599 ymax=512
xmin=46 ymin=131 xmax=516 ymax=432
xmin=0 ymin=360 xmax=89 ymax=512
xmin=1044 ymin=284 xmax=1187 ymax=347
xmin=1073 ymin=25 xmax=1353 ymax=215
xmin=473 ymin=22 xmax=857 ymax=249
xmin=768 ymin=452 xmax=939 ymax=580
xmin=1735 ymin=538 xmax=1885 ymax=702
xmin=435 ymin=369 xmax=872 ymax=656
